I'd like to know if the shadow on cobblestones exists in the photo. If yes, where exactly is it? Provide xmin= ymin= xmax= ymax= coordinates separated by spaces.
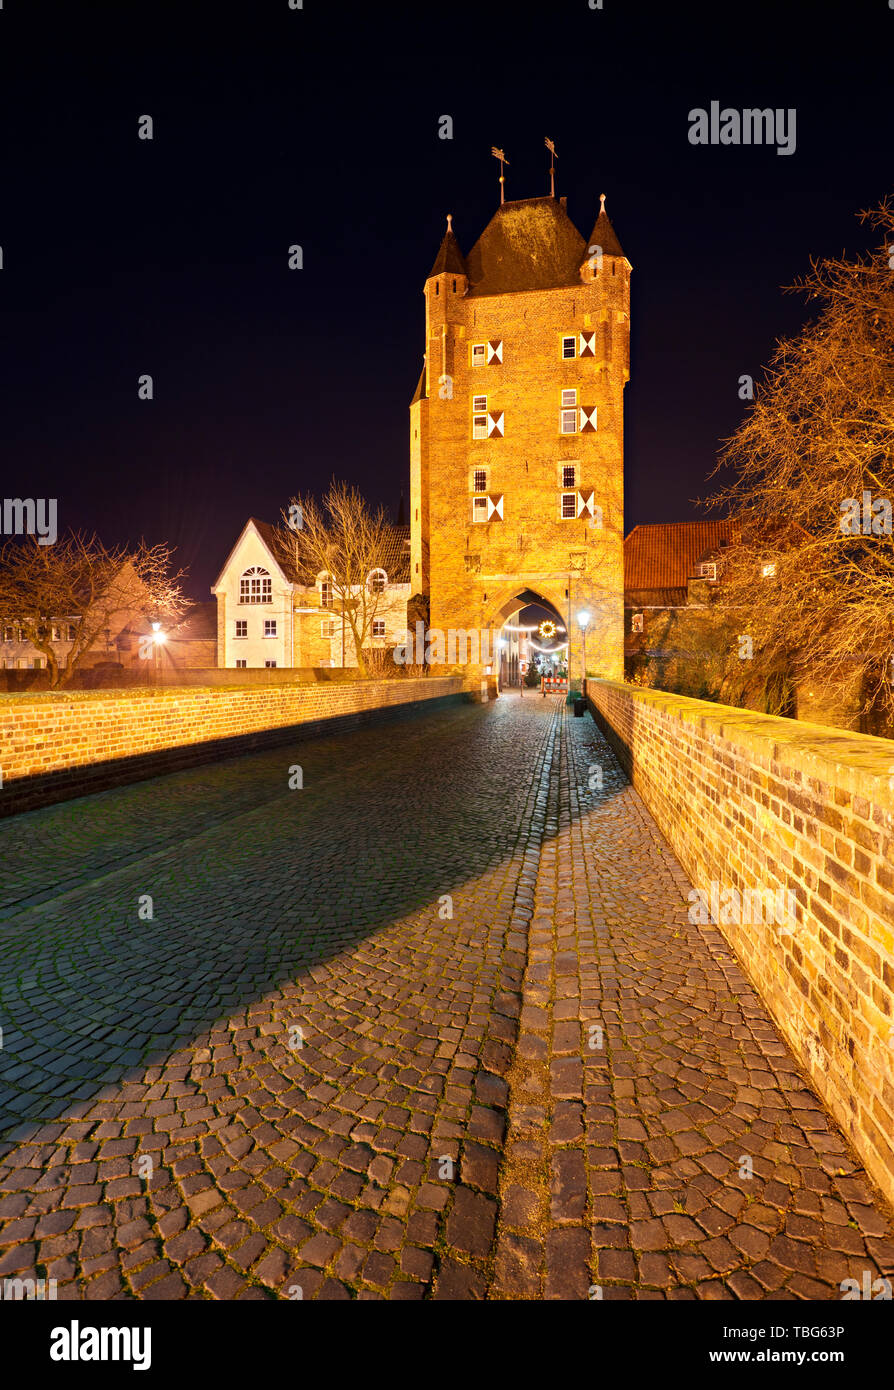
xmin=0 ymin=694 xmax=892 ymax=1300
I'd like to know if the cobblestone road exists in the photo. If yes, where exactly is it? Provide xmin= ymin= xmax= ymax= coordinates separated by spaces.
xmin=0 ymin=694 xmax=892 ymax=1299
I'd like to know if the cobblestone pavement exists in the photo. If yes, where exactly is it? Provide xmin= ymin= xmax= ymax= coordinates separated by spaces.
xmin=0 ymin=694 xmax=892 ymax=1299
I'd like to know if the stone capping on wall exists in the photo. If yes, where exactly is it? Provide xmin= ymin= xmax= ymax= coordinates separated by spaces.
xmin=0 ymin=676 xmax=485 ymax=817
xmin=588 ymin=677 xmax=894 ymax=1209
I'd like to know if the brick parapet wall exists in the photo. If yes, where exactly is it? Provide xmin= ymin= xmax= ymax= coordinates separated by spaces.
xmin=0 ymin=676 xmax=479 ymax=816
xmin=588 ymin=677 xmax=894 ymax=1207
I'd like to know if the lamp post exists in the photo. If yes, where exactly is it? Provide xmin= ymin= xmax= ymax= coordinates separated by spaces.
xmin=577 ymin=610 xmax=590 ymax=695
xmin=152 ymin=621 xmax=166 ymax=686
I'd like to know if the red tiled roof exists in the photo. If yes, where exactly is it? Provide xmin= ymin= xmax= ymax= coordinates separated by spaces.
xmin=624 ymin=521 xmax=736 ymax=594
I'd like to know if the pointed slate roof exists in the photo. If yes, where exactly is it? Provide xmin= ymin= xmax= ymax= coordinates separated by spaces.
xmin=582 ymin=201 xmax=626 ymax=262
xmin=465 ymin=196 xmax=586 ymax=296
xmin=410 ymin=364 xmax=427 ymax=404
xmin=428 ymin=225 xmax=467 ymax=279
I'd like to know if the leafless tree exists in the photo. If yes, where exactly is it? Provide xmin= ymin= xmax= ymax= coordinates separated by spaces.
xmin=0 ymin=532 xmax=188 ymax=687
xmin=707 ymin=198 xmax=894 ymax=726
xmin=276 ymin=481 xmax=397 ymax=679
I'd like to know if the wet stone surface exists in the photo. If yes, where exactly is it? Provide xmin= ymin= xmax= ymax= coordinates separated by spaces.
xmin=0 ymin=693 xmax=892 ymax=1299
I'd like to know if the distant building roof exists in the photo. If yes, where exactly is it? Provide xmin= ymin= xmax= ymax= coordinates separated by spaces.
xmin=625 ymin=520 xmax=736 ymax=604
xmin=245 ymin=517 xmax=410 ymax=586
xmin=170 ymin=600 xmax=217 ymax=641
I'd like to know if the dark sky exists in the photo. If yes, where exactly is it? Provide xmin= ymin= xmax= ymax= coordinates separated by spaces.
xmin=1 ymin=0 xmax=890 ymax=598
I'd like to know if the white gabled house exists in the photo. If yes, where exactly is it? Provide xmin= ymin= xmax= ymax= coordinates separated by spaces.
xmin=212 ymin=517 xmax=412 ymax=670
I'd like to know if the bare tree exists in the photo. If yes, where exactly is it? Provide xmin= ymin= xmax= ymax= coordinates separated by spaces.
xmin=0 ymin=532 xmax=188 ymax=688
xmin=707 ymin=197 xmax=894 ymax=727
xmin=276 ymin=481 xmax=398 ymax=679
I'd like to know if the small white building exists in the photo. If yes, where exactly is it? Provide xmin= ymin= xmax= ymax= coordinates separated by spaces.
xmin=212 ymin=517 xmax=412 ymax=671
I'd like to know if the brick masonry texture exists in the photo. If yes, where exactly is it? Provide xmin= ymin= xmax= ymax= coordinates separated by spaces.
xmin=0 ymin=677 xmax=477 ymax=816
xmin=588 ymin=678 xmax=894 ymax=1209
xmin=411 ymin=207 xmax=629 ymax=681
xmin=1 ymin=693 xmax=892 ymax=1300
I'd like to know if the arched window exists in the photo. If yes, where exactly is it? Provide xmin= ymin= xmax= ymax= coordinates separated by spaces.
xmin=367 ymin=568 xmax=387 ymax=594
xmin=239 ymin=566 xmax=272 ymax=604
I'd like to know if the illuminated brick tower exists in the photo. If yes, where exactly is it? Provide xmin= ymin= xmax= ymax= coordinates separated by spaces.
xmin=409 ymin=187 xmax=630 ymax=680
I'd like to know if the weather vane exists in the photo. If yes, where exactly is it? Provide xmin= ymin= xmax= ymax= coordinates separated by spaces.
xmin=545 ymin=137 xmax=558 ymax=198
xmin=491 ymin=146 xmax=509 ymax=205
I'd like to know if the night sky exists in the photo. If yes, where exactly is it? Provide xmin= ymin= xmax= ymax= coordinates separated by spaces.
xmin=1 ymin=0 xmax=890 ymax=598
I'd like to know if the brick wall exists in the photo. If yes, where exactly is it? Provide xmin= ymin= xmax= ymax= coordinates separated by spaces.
xmin=0 ymin=676 xmax=480 ymax=816
xmin=588 ymin=677 xmax=894 ymax=1207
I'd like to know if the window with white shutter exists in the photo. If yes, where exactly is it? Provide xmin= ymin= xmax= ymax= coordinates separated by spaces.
xmin=472 ymin=497 xmax=488 ymax=522
xmin=561 ymin=335 xmax=576 ymax=359
xmin=471 ymin=343 xmax=486 ymax=366
xmin=560 ymin=409 xmax=578 ymax=435
xmin=561 ymin=493 xmax=576 ymax=519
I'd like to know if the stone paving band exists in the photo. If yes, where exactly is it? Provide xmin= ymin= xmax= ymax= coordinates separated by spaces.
xmin=0 ymin=697 xmax=892 ymax=1298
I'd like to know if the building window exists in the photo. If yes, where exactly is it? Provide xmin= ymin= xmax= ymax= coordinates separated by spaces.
xmin=631 ymin=612 xmax=644 ymax=633
xmin=239 ymin=567 xmax=272 ymax=604
xmin=321 ymin=619 xmax=336 ymax=638
xmin=265 ymin=659 xmax=277 ymax=668
xmin=472 ymin=497 xmax=488 ymax=523
xmin=235 ymin=659 xmax=247 ymax=668
xmin=471 ymin=343 xmax=486 ymax=366
xmin=561 ymin=388 xmax=578 ymax=408
xmin=68 ymin=624 xmax=76 ymax=640
xmin=561 ymin=464 xmax=577 ymax=488
xmin=561 ymin=493 xmax=577 ymax=519
xmin=367 ymin=569 xmax=387 ymax=594
xmin=52 ymin=625 xmax=61 ymax=641
xmin=562 ymin=335 xmax=576 ymax=359
xmin=697 ymin=562 xmax=717 ymax=582
xmin=2 ymin=627 xmax=11 ymax=642
xmin=235 ymin=620 xmax=247 ymax=638
xmin=320 ymin=579 xmax=333 ymax=608
xmin=472 ymin=414 xmax=488 ymax=440
xmin=560 ymin=408 xmax=578 ymax=435
xmin=472 ymin=467 xmax=488 ymax=493
xmin=372 ymin=619 xmax=386 ymax=638
xmin=264 ymin=619 xmax=277 ymax=638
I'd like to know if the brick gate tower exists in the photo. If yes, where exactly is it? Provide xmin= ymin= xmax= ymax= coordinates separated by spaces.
xmin=409 ymin=187 xmax=630 ymax=682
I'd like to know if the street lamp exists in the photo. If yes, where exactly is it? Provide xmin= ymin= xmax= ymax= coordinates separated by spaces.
xmin=577 ymin=610 xmax=590 ymax=693
xmin=151 ymin=622 xmax=166 ymax=685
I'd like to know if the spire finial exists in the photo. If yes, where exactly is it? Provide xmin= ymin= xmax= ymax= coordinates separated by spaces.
xmin=446 ymin=213 xmax=453 ymax=233
xmin=600 ymin=192 xmax=606 ymax=213
xmin=545 ymin=137 xmax=558 ymax=198
xmin=491 ymin=147 xmax=510 ymax=205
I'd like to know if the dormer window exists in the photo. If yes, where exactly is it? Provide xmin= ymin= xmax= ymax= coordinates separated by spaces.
xmin=367 ymin=568 xmax=387 ymax=594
